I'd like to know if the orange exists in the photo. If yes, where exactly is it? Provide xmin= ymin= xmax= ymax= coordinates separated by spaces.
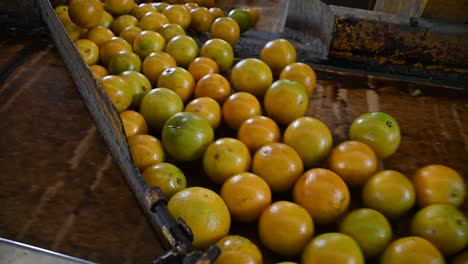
xmin=141 ymin=51 xmax=177 ymax=86
xmin=131 ymin=3 xmax=156 ymax=20
xmin=167 ymin=187 xmax=230 ymax=250
xmin=139 ymin=11 xmax=169 ymax=32
xmin=108 ymin=51 xmax=141 ymax=74
xmin=120 ymin=110 xmax=148 ymax=137
xmin=252 ymin=143 xmax=303 ymax=193
xmin=68 ymin=0 xmax=103 ymax=29
xmin=157 ymin=67 xmax=195 ymax=103
xmin=139 ymin=88 xmax=183 ymax=134
xmin=158 ymin=23 xmax=186 ymax=42
xmin=412 ymin=164 xmax=466 ymax=208
xmin=142 ymin=162 xmax=186 ymax=199
xmin=283 ymin=117 xmax=332 ymax=169
xmin=100 ymin=75 xmax=132 ymax=112
xmin=258 ymin=201 xmax=314 ymax=257
xmin=222 ymin=92 xmax=262 ymax=130
xmin=190 ymin=7 xmax=214 ymax=33
xmin=279 ymin=62 xmax=317 ymax=96
xmin=119 ymin=70 xmax=152 ymax=109
xmin=184 ymin=97 xmax=221 ymax=129
xmin=162 ymin=4 xmax=192 ymax=30
xmin=104 ymin=0 xmax=135 ymax=16
xmin=301 ymin=233 xmax=364 ymax=264
xmin=188 ymin=57 xmax=219 ymax=81
xmin=339 ymin=208 xmax=392 ymax=258
xmin=200 ymin=38 xmax=234 ymax=72
xmin=260 ymin=39 xmax=296 ymax=76
xmin=220 ymin=172 xmax=271 ymax=222
xmin=89 ymin=64 xmax=108 ymax=80
xmin=62 ymin=19 xmax=86 ymax=42
xmin=380 ymin=236 xmax=445 ymax=264
xmin=127 ymin=134 xmax=165 ymax=172
xmin=99 ymin=37 xmax=132 ymax=66
xmin=410 ymin=204 xmax=468 ymax=256
xmin=247 ymin=7 xmax=260 ymax=26
xmin=362 ymin=170 xmax=416 ymax=219
xmin=202 ymin=138 xmax=251 ymax=184
xmin=86 ymin=26 xmax=115 ymax=47
xmin=293 ymin=168 xmax=350 ymax=224
xmin=210 ymin=17 xmax=240 ymax=46
xmin=75 ymin=39 xmax=99 ymax=65
xmin=215 ymin=235 xmax=263 ymax=264
xmin=184 ymin=2 xmax=199 ymax=10
xmin=152 ymin=2 xmax=169 ymax=12
xmin=209 ymin=7 xmax=224 ymax=20
xmin=237 ymin=116 xmax=281 ymax=153
xmin=328 ymin=140 xmax=379 ymax=186
xmin=111 ymin=14 xmax=138 ymax=35
xmin=194 ymin=73 xmax=230 ymax=104
xmin=164 ymin=35 xmax=199 ymax=68
xmin=227 ymin=8 xmax=252 ymax=33
xmin=133 ymin=30 xmax=166 ymax=59
xmin=119 ymin=25 xmax=142 ymax=45
xmin=264 ymin=79 xmax=308 ymax=125
xmin=230 ymin=58 xmax=273 ymax=98
xmin=98 ymin=10 xmax=114 ymax=28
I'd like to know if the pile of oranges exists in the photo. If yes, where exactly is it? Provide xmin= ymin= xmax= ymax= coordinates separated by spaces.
xmin=54 ymin=0 xmax=467 ymax=263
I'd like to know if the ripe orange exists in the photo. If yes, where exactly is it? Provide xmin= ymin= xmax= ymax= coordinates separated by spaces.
xmin=230 ymin=58 xmax=273 ymax=98
xmin=139 ymin=11 xmax=169 ymax=32
xmin=120 ymin=110 xmax=148 ymax=137
xmin=279 ymin=62 xmax=317 ymax=96
xmin=190 ymin=7 xmax=214 ymax=33
xmin=264 ymin=79 xmax=308 ymax=125
xmin=412 ymin=164 xmax=466 ymax=208
xmin=108 ymin=51 xmax=141 ymax=74
xmin=157 ymin=67 xmax=195 ymax=103
xmin=86 ymin=26 xmax=115 ymax=47
xmin=247 ymin=7 xmax=260 ymax=26
xmin=200 ymin=38 xmax=234 ymax=72
xmin=141 ymin=51 xmax=177 ymax=86
xmin=131 ymin=3 xmax=157 ymax=20
xmin=260 ymin=39 xmax=296 ymax=76
xmin=252 ymin=143 xmax=303 ymax=193
xmin=100 ymin=75 xmax=132 ymax=112
xmin=164 ymin=35 xmax=199 ymax=68
xmin=202 ymin=138 xmax=251 ymax=184
xmin=222 ymin=92 xmax=262 ymax=130
xmin=68 ymin=0 xmax=103 ymax=29
xmin=184 ymin=97 xmax=221 ymax=129
xmin=210 ymin=17 xmax=240 ymax=46
xmin=188 ymin=57 xmax=219 ymax=81
xmin=208 ymin=7 xmax=224 ymax=20
xmin=215 ymin=235 xmax=263 ymax=264
xmin=99 ymin=37 xmax=133 ymax=66
xmin=258 ymin=201 xmax=314 ymax=257
xmin=167 ymin=187 xmax=230 ymax=249
xmin=133 ymin=30 xmax=166 ymax=59
xmin=104 ymin=0 xmax=135 ymax=16
xmin=127 ymin=134 xmax=165 ymax=172
xmin=162 ymin=4 xmax=192 ymax=30
xmin=118 ymin=70 xmax=152 ymax=109
xmin=75 ymin=39 xmax=100 ymax=65
xmin=98 ymin=10 xmax=114 ymax=28
xmin=301 ymin=233 xmax=364 ymax=264
xmin=142 ymin=162 xmax=186 ymax=199
xmin=89 ymin=64 xmax=108 ymax=80
xmin=111 ymin=14 xmax=138 ymax=35
xmin=158 ymin=23 xmax=186 ymax=42
xmin=194 ymin=73 xmax=230 ymax=104
xmin=152 ymin=2 xmax=169 ymax=12
xmin=237 ymin=115 xmax=281 ymax=153
xmin=380 ymin=236 xmax=445 ymax=264
xmin=293 ymin=168 xmax=350 ymax=224
xmin=119 ymin=25 xmax=142 ymax=45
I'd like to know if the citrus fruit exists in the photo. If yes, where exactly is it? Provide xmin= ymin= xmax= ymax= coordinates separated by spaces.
xmin=215 ymin=235 xmax=262 ymax=264
xmin=157 ymin=67 xmax=195 ymax=103
xmin=230 ymin=58 xmax=273 ymax=98
xmin=167 ymin=187 xmax=230 ymax=249
xmin=127 ymin=134 xmax=165 ymax=172
xmin=328 ymin=140 xmax=379 ymax=186
xmin=293 ymin=168 xmax=350 ymax=224
xmin=162 ymin=4 xmax=192 ymax=30
xmin=111 ymin=14 xmax=139 ymax=35
xmin=247 ymin=7 xmax=260 ymax=26
xmin=227 ymin=8 xmax=252 ymax=33
xmin=62 ymin=19 xmax=86 ymax=41
xmin=252 ymin=143 xmax=303 ymax=193
xmin=220 ymin=172 xmax=271 ymax=222
xmin=184 ymin=97 xmax=221 ymax=129
xmin=339 ymin=208 xmax=392 ymax=258
xmin=184 ymin=2 xmax=199 ymax=10
xmin=412 ymin=164 xmax=466 ymax=208
xmin=210 ymin=17 xmax=240 ymax=46
xmin=100 ymin=75 xmax=132 ymax=112
xmin=380 ymin=236 xmax=445 ymax=264
xmin=190 ymin=7 xmax=214 ymax=33
xmin=158 ymin=23 xmax=186 ymax=42
xmin=141 ymin=51 xmax=177 ymax=86
xmin=237 ymin=116 xmax=281 ymax=153
xmin=108 ymin=51 xmax=141 ymax=74
xmin=68 ymin=0 xmax=103 ymax=29
xmin=264 ymin=79 xmax=308 ymax=125
xmin=131 ymin=3 xmax=157 ymax=20
xmin=279 ymin=62 xmax=317 ymax=96
xmin=133 ymin=30 xmax=166 ymax=59
xmin=142 ymin=162 xmax=186 ymax=199
xmin=222 ymin=92 xmax=262 ymax=130
xmin=283 ymin=117 xmax=332 ymax=169
xmin=98 ymin=10 xmax=114 ymax=28
xmin=162 ymin=112 xmax=214 ymax=161
xmin=139 ymin=11 xmax=169 ymax=32
xmin=202 ymin=138 xmax=251 ymax=185
xmin=362 ymin=170 xmax=416 ymax=219
xmin=152 ymin=2 xmax=169 ymax=12
xmin=200 ymin=38 xmax=234 ymax=72
xmin=104 ymin=0 xmax=135 ymax=16
xmin=258 ymin=201 xmax=314 ymax=257
xmin=410 ymin=204 xmax=468 ymax=256
xmin=99 ymin=37 xmax=133 ymax=66
xmin=75 ymin=39 xmax=99 ymax=65
xmin=118 ymin=70 xmax=152 ymax=109
xmin=164 ymin=35 xmax=199 ymax=68
xmin=301 ymin=233 xmax=364 ymax=264
xmin=86 ymin=26 xmax=115 ymax=47
xmin=90 ymin=64 xmax=108 ymax=80
xmin=194 ymin=73 xmax=230 ymax=104
xmin=349 ymin=111 xmax=401 ymax=159
xmin=119 ymin=25 xmax=142 ymax=46
xmin=139 ymin=88 xmax=184 ymax=133
xmin=120 ymin=110 xmax=148 ymax=137
xmin=188 ymin=57 xmax=219 ymax=81
xmin=208 ymin=7 xmax=224 ymax=20
xmin=260 ymin=39 xmax=296 ymax=76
